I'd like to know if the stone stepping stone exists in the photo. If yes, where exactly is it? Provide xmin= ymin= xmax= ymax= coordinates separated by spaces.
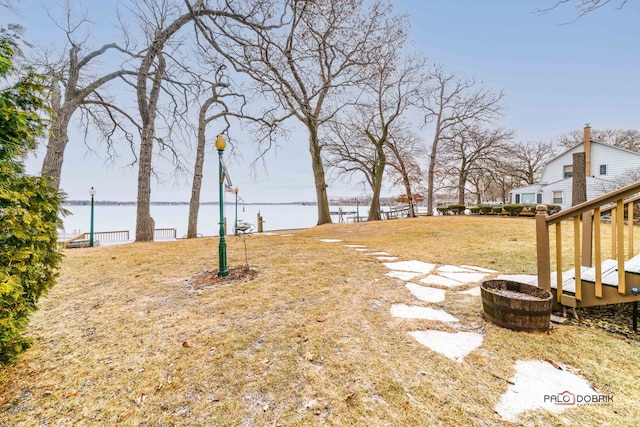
xmin=383 ymin=260 xmax=436 ymax=274
xmin=390 ymin=304 xmax=458 ymax=322
xmin=406 ymin=283 xmax=446 ymax=303
xmin=439 ymin=272 xmax=487 ymax=284
xmin=319 ymin=239 xmax=342 ymax=242
xmin=408 ymin=330 xmax=483 ymax=363
xmin=461 ymin=265 xmax=498 ymax=273
xmin=460 ymin=286 xmax=481 ymax=296
xmin=419 ymin=275 xmax=463 ymax=288
xmin=437 ymin=265 xmax=476 ymax=273
xmin=378 ymin=256 xmax=399 ymax=261
xmin=495 ymin=360 xmax=605 ymax=422
xmin=386 ymin=271 xmax=423 ymax=281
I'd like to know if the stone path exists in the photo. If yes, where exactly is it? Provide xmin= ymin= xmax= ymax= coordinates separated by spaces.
xmin=317 ymin=237 xmax=604 ymax=422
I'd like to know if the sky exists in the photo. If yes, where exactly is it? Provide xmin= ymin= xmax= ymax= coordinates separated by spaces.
xmin=4 ymin=0 xmax=640 ymax=203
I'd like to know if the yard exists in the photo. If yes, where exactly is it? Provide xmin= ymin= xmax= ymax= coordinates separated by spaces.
xmin=0 ymin=216 xmax=638 ymax=426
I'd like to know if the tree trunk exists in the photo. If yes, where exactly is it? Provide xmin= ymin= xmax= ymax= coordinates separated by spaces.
xmin=426 ymin=128 xmax=441 ymax=216
xmin=403 ymin=178 xmax=415 ymax=218
xmin=40 ymin=80 xmax=73 ymax=191
xmin=309 ymin=128 xmax=332 ymax=225
xmin=457 ymin=170 xmax=467 ymax=205
xmin=368 ymin=145 xmax=386 ymax=221
xmin=368 ymin=167 xmax=384 ymax=221
xmin=572 ymin=152 xmax=586 ymax=206
xmin=187 ymin=100 xmax=212 ymax=238
xmin=41 ymin=111 xmax=72 ymax=191
xmin=135 ymin=126 xmax=155 ymax=242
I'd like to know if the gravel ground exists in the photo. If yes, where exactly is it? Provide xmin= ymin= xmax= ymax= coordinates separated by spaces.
xmin=570 ymin=303 xmax=640 ymax=342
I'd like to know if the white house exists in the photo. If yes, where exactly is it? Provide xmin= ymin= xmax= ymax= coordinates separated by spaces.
xmin=510 ymin=126 xmax=640 ymax=211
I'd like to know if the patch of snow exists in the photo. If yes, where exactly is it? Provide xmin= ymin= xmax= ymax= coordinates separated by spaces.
xmin=377 ymin=256 xmax=399 ymax=261
xmin=406 ymin=283 xmax=447 ymax=303
xmin=383 ymin=260 xmax=436 ymax=274
xmin=460 ymin=286 xmax=481 ymax=296
xmin=439 ymin=272 xmax=487 ymax=284
xmin=344 ymin=244 xmax=366 ymax=248
xmin=495 ymin=360 xmax=604 ymax=422
xmin=437 ymin=265 xmax=475 ymax=273
xmin=461 ymin=265 xmax=498 ymax=273
xmin=319 ymin=239 xmax=342 ymax=243
xmin=355 ymin=248 xmax=371 ymax=252
xmin=365 ymin=251 xmax=390 ymax=255
xmin=390 ymin=304 xmax=458 ymax=322
xmin=419 ymin=275 xmax=463 ymax=288
xmin=385 ymin=271 xmax=423 ymax=281
xmin=408 ymin=330 xmax=483 ymax=363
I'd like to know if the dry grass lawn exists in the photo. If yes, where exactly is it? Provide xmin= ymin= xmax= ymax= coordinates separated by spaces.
xmin=1 ymin=216 xmax=639 ymax=426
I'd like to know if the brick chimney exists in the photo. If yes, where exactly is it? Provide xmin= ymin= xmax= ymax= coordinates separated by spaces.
xmin=584 ymin=124 xmax=591 ymax=176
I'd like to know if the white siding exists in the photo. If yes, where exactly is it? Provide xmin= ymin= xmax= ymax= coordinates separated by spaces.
xmin=510 ymin=142 xmax=640 ymax=211
xmin=540 ymin=142 xmax=640 ymax=184
xmin=589 ymin=143 xmax=640 ymax=179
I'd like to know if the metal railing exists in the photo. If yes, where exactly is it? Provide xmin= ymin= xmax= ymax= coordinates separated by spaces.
xmin=81 ymin=230 xmax=130 ymax=242
xmin=536 ymin=180 xmax=640 ymax=304
xmin=154 ymin=228 xmax=177 ymax=240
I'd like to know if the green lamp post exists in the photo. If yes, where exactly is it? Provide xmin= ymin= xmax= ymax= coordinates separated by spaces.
xmin=234 ymin=187 xmax=239 ymax=236
xmin=89 ymin=186 xmax=96 ymax=247
xmin=216 ymin=134 xmax=229 ymax=277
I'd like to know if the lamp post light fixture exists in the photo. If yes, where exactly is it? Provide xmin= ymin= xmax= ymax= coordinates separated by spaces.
xmin=89 ymin=186 xmax=96 ymax=247
xmin=234 ymin=187 xmax=239 ymax=236
xmin=216 ymin=134 xmax=229 ymax=277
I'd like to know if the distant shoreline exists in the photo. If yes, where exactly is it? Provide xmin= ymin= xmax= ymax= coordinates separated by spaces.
xmin=63 ymin=200 xmax=317 ymax=206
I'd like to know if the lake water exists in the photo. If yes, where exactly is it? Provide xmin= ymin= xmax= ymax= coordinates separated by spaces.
xmin=59 ymin=203 xmax=370 ymax=240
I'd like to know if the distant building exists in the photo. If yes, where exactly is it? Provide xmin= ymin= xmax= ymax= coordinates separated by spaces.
xmin=510 ymin=125 xmax=640 ymax=211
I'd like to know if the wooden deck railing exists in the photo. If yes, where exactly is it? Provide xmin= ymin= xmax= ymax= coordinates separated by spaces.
xmin=536 ymin=180 xmax=640 ymax=304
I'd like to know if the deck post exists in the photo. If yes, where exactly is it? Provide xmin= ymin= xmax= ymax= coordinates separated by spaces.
xmin=536 ymin=205 xmax=551 ymax=292
xmin=581 ymin=210 xmax=593 ymax=267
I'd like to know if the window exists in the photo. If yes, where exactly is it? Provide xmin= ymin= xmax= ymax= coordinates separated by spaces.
xmin=563 ymin=165 xmax=573 ymax=178
xmin=600 ymin=164 xmax=607 ymax=175
xmin=515 ymin=194 xmax=520 ymax=203
xmin=553 ymin=191 xmax=563 ymax=204
xmin=522 ymin=193 xmax=535 ymax=203
xmin=537 ymin=193 xmax=542 ymax=204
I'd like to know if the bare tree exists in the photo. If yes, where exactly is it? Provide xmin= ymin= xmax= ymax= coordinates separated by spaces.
xmin=325 ymin=50 xmax=425 ymax=221
xmin=502 ymin=139 xmax=557 ymax=185
xmin=35 ymin=2 xmax=133 ymax=190
xmin=536 ymin=0 xmax=628 ymax=21
xmin=557 ymin=128 xmax=640 ymax=151
xmin=127 ymin=0 xmax=273 ymax=241
xmin=420 ymin=66 xmax=504 ymax=215
xmin=386 ymin=130 xmax=426 ymax=217
xmin=440 ymin=124 xmax=513 ymax=205
xmin=190 ymin=0 xmax=404 ymax=225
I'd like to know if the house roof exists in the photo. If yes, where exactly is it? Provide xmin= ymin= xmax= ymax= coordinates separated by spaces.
xmin=510 ymin=175 xmax=609 ymax=193
xmin=546 ymin=140 xmax=640 ymax=165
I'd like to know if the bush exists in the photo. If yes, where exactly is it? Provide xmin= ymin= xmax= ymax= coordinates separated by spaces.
xmin=492 ymin=206 xmax=504 ymax=214
xmin=436 ymin=207 xmax=450 ymax=215
xmin=478 ymin=205 xmax=493 ymax=215
xmin=470 ymin=207 xmax=481 ymax=214
xmin=448 ymin=204 xmax=466 ymax=215
xmin=0 ymin=31 xmax=63 ymax=364
xmin=503 ymin=204 xmax=524 ymax=217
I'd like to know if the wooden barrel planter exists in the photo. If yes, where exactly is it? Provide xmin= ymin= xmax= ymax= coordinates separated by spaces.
xmin=481 ymin=280 xmax=553 ymax=331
